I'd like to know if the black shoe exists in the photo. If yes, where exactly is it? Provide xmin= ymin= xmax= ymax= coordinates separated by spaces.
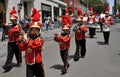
xmin=3 ymin=66 xmax=12 ymax=72
xmin=80 ymin=56 xmax=85 ymax=58
xmin=90 ymin=36 xmax=93 ymax=38
xmin=61 ymin=67 xmax=67 ymax=75
xmin=16 ymin=63 xmax=22 ymax=67
xmin=74 ymin=55 xmax=80 ymax=61
xmin=104 ymin=42 xmax=109 ymax=45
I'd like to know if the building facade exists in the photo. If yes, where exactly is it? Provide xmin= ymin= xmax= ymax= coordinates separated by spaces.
xmin=64 ymin=0 xmax=87 ymax=15
xmin=0 ymin=0 xmax=67 ymax=25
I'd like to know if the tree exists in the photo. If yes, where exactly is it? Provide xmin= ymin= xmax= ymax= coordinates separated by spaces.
xmin=84 ymin=0 xmax=108 ymax=14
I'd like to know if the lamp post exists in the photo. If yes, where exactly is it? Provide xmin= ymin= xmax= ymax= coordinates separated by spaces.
xmin=17 ymin=2 xmax=22 ymax=13
xmin=114 ymin=0 xmax=117 ymax=15
xmin=17 ymin=2 xmax=23 ymax=20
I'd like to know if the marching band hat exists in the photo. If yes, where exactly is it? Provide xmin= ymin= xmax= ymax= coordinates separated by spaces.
xmin=10 ymin=7 xmax=18 ymax=20
xmin=29 ymin=8 xmax=42 ymax=30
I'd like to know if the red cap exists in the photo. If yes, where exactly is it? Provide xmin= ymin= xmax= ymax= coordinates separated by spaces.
xmin=31 ymin=8 xmax=41 ymax=21
xmin=62 ymin=16 xmax=71 ymax=30
xmin=10 ymin=7 xmax=18 ymax=19
xmin=89 ymin=7 xmax=94 ymax=13
xmin=29 ymin=8 xmax=42 ymax=29
xmin=77 ymin=8 xmax=82 ymax=16
xmin=105 ymin=5 xmax=110 ymax=13
xmin=29 ymin=21 xmax=42 ymax=29
xmin=65 ymin=8 xmax=69 ymax=15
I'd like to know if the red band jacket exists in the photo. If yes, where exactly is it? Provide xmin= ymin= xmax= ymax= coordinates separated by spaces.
xmin=73 ymin=24 xmax=87 ymax=40
xmin=101 ymin=16 xmax=113 ymax=32
xmin=18 ymin=37 xmax=44 ymax=65
xmin=101 ymin=16 xmax=113 ymax=26
xmin=4 ymin=24 xmax=21 ymax=42
xmin=87 ymin=15 xmax=97 ymax=24
xmin=54 ymin=34 xmax=71 ymax=50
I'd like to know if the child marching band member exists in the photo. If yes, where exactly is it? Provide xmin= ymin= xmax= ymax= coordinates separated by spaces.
xmin=87 ymin=7 xmax=97 ymax=38
xmin=3 ymin=7 xmax=22 ymax=72
xmin=77 ymin=8 xmax=83 ymax=19
xmin=101 ymin=5 xmax=113 ymax=45
xmin=83 ymin=12 xmax=88 ymax=25
xmin=17 ymin=8 xmax=45 ymax=77
xmin=73 ymin=16 xmax=87 ymax=61
xmin=54 ymin=25 xmax=71 ymax=75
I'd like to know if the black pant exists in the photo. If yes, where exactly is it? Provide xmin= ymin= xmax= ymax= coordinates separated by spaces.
xmin=89 ymin=27 xmax=96 ymax=38
xmin=60 ymin=49 xmax=69 ymax=68
xmin=75 ymin=39 xmax=86 ymax=57
xmin=3 ymin=42 xmax=22 ymax=68
xmin=103 ymin=32 xmax=110 ymax=43
xmin=26 ymin=63 xmax=45 ymax=77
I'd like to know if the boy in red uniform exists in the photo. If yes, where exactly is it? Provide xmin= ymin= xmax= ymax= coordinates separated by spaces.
xmin=87 ymin=7 xmax=97 ymax=38
xmin=73 ymin=16 xmax=87 ymax=61
xmin=101 ymin=5 xmax=113 ymax=45
xmin=3 ymin=7 xmax=22 ymax=72
xmin=54 ymin=25 xmax=71 ymax=75
xmin=17 ymin=8 xmax=45 ymax=77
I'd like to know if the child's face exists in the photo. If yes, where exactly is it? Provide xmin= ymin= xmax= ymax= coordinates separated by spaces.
xmin=10 ymin=19 xmax=17 ymax=24
xmin=30 ymin=27 xmax=40 ymax=35
xmin=63 ymin=29 xmax=69 ymax=34
xmin=78 ymin=21 xmax=82 ymax=24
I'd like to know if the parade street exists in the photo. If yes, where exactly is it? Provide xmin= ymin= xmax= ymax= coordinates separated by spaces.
xmin=0 ymin=24 xmax=120 ymax=77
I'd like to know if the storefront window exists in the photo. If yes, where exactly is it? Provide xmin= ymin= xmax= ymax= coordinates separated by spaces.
xmin=41 ymin=3 xmax=52 ymax=23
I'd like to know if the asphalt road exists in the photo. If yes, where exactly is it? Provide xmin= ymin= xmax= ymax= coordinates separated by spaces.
xmin=0 ymin=24 xmax=120 ymax=77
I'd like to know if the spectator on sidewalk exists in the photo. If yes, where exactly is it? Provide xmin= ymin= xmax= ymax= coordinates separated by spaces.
xmin=1 ymin=23 xmax=6 ymax=41
xmin=44 ymin=17 xmax=50 ymax=31
xmin=57 ymin=16 xmax=62 ymax=28
xmin=20 ymin=15 xmax=31 ymax=33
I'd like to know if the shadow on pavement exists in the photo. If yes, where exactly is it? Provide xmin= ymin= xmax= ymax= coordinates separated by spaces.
xmin=1 ymin=63 xmax=21 ymax=73
xmin=86 ymin=36 xmax=98 ymax=39
xmin=50 ymin=64 xmax=63 ymax=70
xmin=97 ymin=41 xmax=108 ymax=45
xmin=68 ymin=55 xmax=74 ymax=61
xmin=118 ymin=53 xmax=120 ymax=56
